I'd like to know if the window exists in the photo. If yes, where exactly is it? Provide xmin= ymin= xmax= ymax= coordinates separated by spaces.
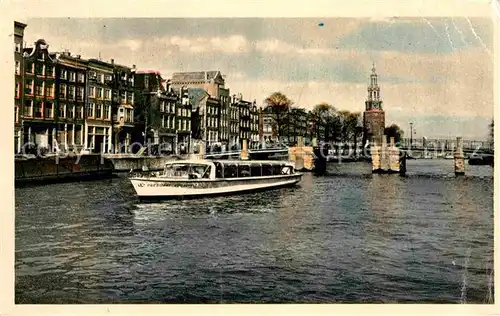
xmin=59 ymin=83 xmax=66 ymax=98
xmin=15 ymin=61 xmax=20 ymax=74
xmin=99 ymin=74 xmax=104 ymax=83
xmin=59 ymin=104 xmax=66 ymax=118
xmin=68 ymin=105 xmax=74 ymax=119
xmin=104 ymin=105 xmax=110 ymax=120
xmin=177 ymin=108 xmax=181 ymax=116
xmin=96 ymin=104 xmax=102 ymax=118
xmin=46 ymin=66 xmax=55 ymax=77
xmin=105 ymin=74 xmax=112 ymax=82
xmin=77 ymin=87 xmax=84 ymax=101
xmin=77 ymin=73 xmax=85 ymax=83
xmin=47 ymin=83 xmax=54 ymax=98
xmin=24 ymin=100 xmax=32 ymax=116
xmin=87 ymin=103 xmax=94 ymax=118
xmin=76 ymin=105 xmax=82 ymax=119
xmin=33 ymin=101 xmax=42 ymax=118
xmin=121 ymin=91 xmax=126 ymax=103
xmin=69 ymin=72 xmax=76 ymax=82
xmin=89 ymin=71 xmax=96 ymax=80
xmin=183 ymin=120 xmax=186 ymax=131
xmin=97 ymin=88 xmax=103 ymax=99
xmin=89 ymin=86 xmax=95 ymax=98
xmin=44 ymin=102 xmax=54 ymax=118
xmin=68 ymin=86 xmax=75 ymax=100
xmin=160 ymin=101 xmax=165 ymax=112
xmin=188 ymin=121 xmax=191 ymax=131
xmin=15 ymin=82 xmax=20 ymax=98
xmin=35 ymin=81 xmax=43 ymax=96
xmin=127 ymin=93 xmax=133 ymax=104
xmin=60 ymin=69 xmax=67 ymax=80
xmin=15 ymin=106 xmax=18 ymax=123
xmin=35 ymin=63 xmax=43 ymax=75
xmin=25 ymin=62 xmax=33 ymax=73
xmin=105 ymin=89 xmax=111 ymax=100
xmin=15 ymin=42 xmax=21 ymax=53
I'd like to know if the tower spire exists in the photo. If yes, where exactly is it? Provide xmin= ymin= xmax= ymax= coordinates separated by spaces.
xmin=366 ymin=62 xmax=382 ymax=108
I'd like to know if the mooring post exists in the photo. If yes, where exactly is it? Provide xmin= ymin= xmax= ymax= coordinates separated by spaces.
xmin=240 ymin=139 xmax=249 ymax=160
xmin=454 ymin=137 xmax=465 ymax=176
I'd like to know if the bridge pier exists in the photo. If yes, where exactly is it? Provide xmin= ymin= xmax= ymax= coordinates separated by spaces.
xmin=289 ymin=136 xmax=314 ymax=171
xmin=454 ymin=137 xmax=465 ymax=176
xmin=372 ymin=135 xmax=401 ymax=174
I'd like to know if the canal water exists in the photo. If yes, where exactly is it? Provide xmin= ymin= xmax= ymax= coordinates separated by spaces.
xmin=15 ymin=160 xmax=494 ymax=303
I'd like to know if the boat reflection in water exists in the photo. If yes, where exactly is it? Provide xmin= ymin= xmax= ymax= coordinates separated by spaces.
xmin=129 ymin=159 xmax=302 ymax=200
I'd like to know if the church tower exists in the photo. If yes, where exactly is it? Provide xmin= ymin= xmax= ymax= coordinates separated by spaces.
xmin=363 ymin=63 xmax=385 ymax=145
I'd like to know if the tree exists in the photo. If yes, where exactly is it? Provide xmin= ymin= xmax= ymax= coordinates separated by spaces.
xmin=384 ymin=124 xmax=404 ymax=144
xmin=310 ymin=102 xmax=336 ymax=141
xmin=264 ymin=92 xmax=294 ymax=141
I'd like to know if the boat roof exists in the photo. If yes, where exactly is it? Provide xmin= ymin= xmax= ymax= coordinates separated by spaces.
xmin=165 ymin=159 xmax=294 ymax=166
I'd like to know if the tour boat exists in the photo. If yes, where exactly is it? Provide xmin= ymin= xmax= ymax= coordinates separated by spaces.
xmin=129 ymin=159 xmax=302 ymax=199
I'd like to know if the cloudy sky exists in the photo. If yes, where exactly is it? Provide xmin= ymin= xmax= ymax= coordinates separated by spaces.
xmin=22 ymin=17 xmax=494 ymax=139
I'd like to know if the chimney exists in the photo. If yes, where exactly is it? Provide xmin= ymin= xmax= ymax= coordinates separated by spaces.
xmin=111 ymin=58 xmax=114 ymax=65
xmin=76 ymin=55 xmax=81 ymax=59
xmin=132 ymin=64 xmax=136 ymax=69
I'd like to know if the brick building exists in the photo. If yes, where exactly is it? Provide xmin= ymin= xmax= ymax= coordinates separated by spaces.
xmin=14 ymin=21 xmax=27 ymax=153
xmin=53 ymin=52 xmax=87 ymax=152
xmin=112 ymin=61 xmax=135 ymax=153
xmin=86 ymin=59 xmax=114 ymax=153
xmin=21 ymin=39 xmax=58 ymax=152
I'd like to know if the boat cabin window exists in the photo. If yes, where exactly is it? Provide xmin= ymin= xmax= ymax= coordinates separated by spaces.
xmin=238 ymin=165 xmax=251 ymax=177
xmin=250 ymin=165 xmax=262 ymax=177
xmin=216 ymin=162 xmax=293 ymax=178
xmin=223 ymin=165 xmax=238 ymax=178
xmin=164 ymin=163 xmax=211 ymax=179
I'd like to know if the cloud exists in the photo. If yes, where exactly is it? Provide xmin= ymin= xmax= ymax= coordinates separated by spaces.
xmin=21 ymin=17 xmax=493 ymax=139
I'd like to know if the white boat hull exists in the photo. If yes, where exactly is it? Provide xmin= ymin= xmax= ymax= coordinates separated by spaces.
xmin=130 ymin=174 xmax=302 ymax=199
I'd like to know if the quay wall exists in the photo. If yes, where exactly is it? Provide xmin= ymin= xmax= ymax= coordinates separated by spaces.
xmin=15 ymin=154 xmax=114 ymax=185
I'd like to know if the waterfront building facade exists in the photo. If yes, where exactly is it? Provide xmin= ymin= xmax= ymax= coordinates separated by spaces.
xmin=86 ymin=59 xmax=114 ymax=153
xmin=286 ymin=108 xmax=308 ymax=145
xmin=21 ymin=39 xmax=58 ymax=152
xmin=177 ymin=86 xmax=192 ymax=153
xmin=363 ymin=64 xmax=385 ymax=146
xmin=54 ymin=51 xmax=87 ymax=152
xmin=219 ymin=87 xmax=231 ymax=147
xmin=112 ymin=61 xmax=135 ymax=153
xmin=14 ymin=21 xmax=27 ymax=153
xmin=249 ymin=102 xmax=260 ymax=143
xmin=229 ymin=95 xmax=240 ymax=149
xmin=133 ymin=70 xmax=167 ymax=146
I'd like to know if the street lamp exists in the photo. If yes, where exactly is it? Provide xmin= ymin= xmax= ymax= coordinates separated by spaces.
xmin=409 ymin=122 xmax=413 ymax=149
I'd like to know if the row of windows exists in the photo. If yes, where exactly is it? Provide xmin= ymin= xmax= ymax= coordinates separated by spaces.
xmin=162 ymin=116 xmax=191 ymax=131
xmin=87 ymin=103 xmax=111 ymax=120
xmin=22 ymin=80 xmax=56 ymax=98
xmin=22 ymin=62 xmax=55 ymax=77
xmin=22 ymin=100 xmax=86 ymax=120
xmin=60 ymin=70 xmax=85 ymax=83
